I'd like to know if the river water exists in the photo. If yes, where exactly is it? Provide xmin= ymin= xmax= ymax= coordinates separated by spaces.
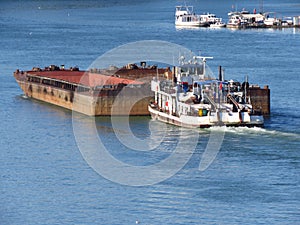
xmin=0 ymin=0 xmax=299 ymax=224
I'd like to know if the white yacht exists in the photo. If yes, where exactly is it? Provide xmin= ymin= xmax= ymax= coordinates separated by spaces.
xmin=175 ymin=6 xmax=204 ymax=27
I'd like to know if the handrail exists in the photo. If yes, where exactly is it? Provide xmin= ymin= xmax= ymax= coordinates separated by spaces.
xmin=203 ymin=93 xmax=218 ymax=111
xmin=227 ymin=94 xmax=241 ymax=111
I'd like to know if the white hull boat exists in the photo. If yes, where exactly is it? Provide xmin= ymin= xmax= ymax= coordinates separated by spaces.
xmin=175 ymin=6 xmax=205 ymax=27
xmin=149 ymin=106 xmax=263 ymax=128
xmin=210 ymin=21 xmax=226 ymax=28
xmin=149 ymin=55 xmax=264 ymax=128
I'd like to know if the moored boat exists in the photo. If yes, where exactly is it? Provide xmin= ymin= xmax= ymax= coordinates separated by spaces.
xmin=227 ymin=12 xmax=244 ymax=28
xmin=175 ymin=6 xmax=207 ymax=27
xmin=227 ymin=10 xmax=266 ymax=29
xmin=210 ymin=19 xmax=226 ymax=28
xmin=263 ymin=12 xmax=281 ymax=27
xmin=200 ymin=12 xmax=224 ymax=27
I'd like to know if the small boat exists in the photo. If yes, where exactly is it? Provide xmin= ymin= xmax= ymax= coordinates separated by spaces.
xmin=200 ymin=12 xmax=217 ymax=23
xmin=263 ymin=12 xmax=281 ymax=27
xmin=200 ymin=12 xmax=225 ymax=27
xmin=200 ymin=12 xmax=221 ymax=25
xmin=175 ymin=6 xmax=205 ymax=27
xmin=227 ymin=13 xmax=243 ymax=28
xmin=210 ymin=21 xmax=226 ymax=28
xmin=210 ymin=19 xmax=226 ymax=28
xmin=148 ymin=55 xmax=264 ymax=128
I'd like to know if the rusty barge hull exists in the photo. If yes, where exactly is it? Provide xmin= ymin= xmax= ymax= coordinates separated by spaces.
xmin=15 ymin=80 xmax=152 ymax=116
xmin=14 ymin=68 xmax=155 ymax=116
xmin=249 ymin=85 xmax=270 ymax=116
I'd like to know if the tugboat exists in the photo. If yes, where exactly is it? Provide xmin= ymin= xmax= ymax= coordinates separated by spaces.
xmin=148 ymin=55 xmax=264 ymax=128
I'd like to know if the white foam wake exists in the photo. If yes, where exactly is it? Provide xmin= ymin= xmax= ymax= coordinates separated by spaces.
xmin=208 ymin=126 xmax=299 ymax=139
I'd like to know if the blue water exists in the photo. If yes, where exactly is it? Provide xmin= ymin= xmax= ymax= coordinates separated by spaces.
xmin=1 ymin=0 xmax=300 ymax=224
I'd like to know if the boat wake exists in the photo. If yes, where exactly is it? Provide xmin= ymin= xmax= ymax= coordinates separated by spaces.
xmin=207 ymin=126 xmax=299 ymax=139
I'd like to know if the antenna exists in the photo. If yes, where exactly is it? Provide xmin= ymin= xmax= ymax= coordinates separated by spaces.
xmin=193 ymin=56 xmax=213 ymax=62
xmin=259 ymin=0 xmax=264 ymax=13
xmin=244 ymin=75 xmax=248 ymax=103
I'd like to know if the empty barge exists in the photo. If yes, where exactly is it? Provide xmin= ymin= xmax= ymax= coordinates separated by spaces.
xmin=14 ymin=65 xmax=169 ymax=116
